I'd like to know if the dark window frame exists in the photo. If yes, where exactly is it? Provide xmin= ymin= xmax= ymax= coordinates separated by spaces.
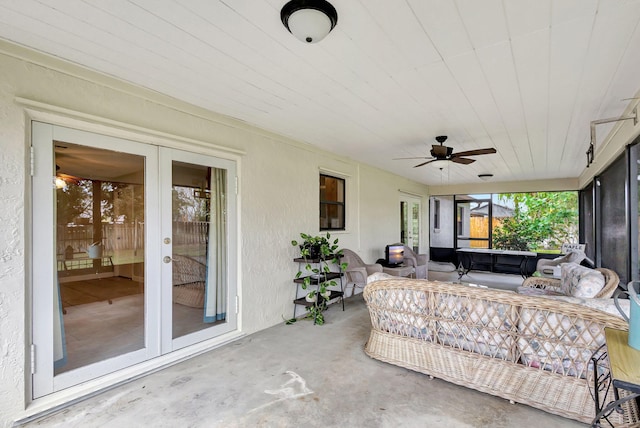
xmin=319 ymin=174 xmax=345 ymax=231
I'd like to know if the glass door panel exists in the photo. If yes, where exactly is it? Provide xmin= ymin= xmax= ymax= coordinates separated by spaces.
xmin=160 ymin=148 xmax=237 ymax=352
xmin=32 ymin=123 xmax=160 ymax=398
xmin=171 ymin=161 xmax=226 ymax=338
xmin=54 ymin=143 xmax=146 ymax=374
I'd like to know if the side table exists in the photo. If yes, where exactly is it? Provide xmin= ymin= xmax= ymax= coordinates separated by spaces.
xmin=591 ymin=328 xmax=640 ymax=427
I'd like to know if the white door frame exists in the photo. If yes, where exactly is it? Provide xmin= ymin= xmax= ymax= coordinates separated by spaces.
xmin=31 ymin=122 xmax=239 ymax=398
xmin=31 ymin=122 xmax=162 ymax=397
xmin=399 ymin=193 xmax=422 ymax=252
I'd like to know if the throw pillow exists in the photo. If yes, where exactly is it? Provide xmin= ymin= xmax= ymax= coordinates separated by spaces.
xmin=560 ymin=262 xmax=605 ymax=298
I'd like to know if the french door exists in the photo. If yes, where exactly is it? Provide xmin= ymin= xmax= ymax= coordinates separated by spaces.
xmin=32 ymin=123 xmax=237 ymax=398
xmin=160 ymin=147 xmax=237 ymax=351
xmin=400 ymin=194 xmax=421 ymax=252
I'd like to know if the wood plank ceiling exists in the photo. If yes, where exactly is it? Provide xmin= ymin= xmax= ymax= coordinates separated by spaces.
xmin=1 ymin=0 xmax=640 ymax=186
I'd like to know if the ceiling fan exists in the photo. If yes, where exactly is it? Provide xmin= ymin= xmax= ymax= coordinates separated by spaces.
xmin=395 ymin=136 xmax=496 ymax=168
xmin=55 ymin=164 xmax=82 ymax=188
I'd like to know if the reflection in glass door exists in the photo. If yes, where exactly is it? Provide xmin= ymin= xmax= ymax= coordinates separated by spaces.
xmin=54 ymin=143 xmax=146 ymax=374
xmin=400 ymin=195 xmax=421 ymax=252
xmin=32 ymin=123 xmax=160 ymax=398
xmin=160 ymin=148 xmax=237 ymax=352
xmin=171 ymin=162 xmax=226 ymax=338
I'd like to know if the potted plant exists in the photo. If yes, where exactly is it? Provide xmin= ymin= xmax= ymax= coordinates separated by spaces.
xmin=295 ymin=232 xmax=329 ymax=259
xmin=290 ymin=232 xmax=347 ymax=325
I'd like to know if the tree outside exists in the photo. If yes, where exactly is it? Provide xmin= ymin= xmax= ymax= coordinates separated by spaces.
xmin=492 ymin=191 xmax=578 ymax=252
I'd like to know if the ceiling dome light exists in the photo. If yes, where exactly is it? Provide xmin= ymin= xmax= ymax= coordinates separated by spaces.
xmin=281 ymin=0 xmax=338 ymax=44
xmin=478 ymin=173 xmax=493 ymax=181
xmin=430 ymin=159 xmax=449 ymax=169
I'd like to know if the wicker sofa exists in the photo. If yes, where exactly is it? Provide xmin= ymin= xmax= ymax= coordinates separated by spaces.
xmin=363 ymin=278 xmax=638 ymax=424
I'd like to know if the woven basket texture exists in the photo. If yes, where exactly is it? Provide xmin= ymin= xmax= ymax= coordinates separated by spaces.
xmin=172 ymin=255 xmax=206 ymax=308
xmin=363 ymin=279 xmax=638 ymax=425
xmin=521 ymin=267 xmax=619 ymax=299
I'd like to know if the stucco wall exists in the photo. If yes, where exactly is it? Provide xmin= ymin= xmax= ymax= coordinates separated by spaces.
xmin=430 ymin=196 xmax=454 ymax=248
xmin=0 ymin=51 xmax=28 ymax=428
xmin=0 ymin=43 xmax=428 ymax=426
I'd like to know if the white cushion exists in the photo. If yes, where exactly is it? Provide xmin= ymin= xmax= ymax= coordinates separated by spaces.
xmin=366 ymin=272 xmax=395 ymax=283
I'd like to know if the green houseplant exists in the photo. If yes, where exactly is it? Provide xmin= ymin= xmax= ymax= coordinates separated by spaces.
xmin=291 ymin=232 xmax=347 ymax=325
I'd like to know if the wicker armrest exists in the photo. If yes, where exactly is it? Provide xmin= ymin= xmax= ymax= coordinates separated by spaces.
xmin=521 ymin=276 xmax=563 ymax=292
xmin=345 ymin=267 xmax=368 ymax=284
xmin=366 ymin=263 xmax=383 ymax=275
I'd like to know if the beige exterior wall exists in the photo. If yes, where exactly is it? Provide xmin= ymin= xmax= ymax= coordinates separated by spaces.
xmin=0 ymin=41 xmax=429 ymax=426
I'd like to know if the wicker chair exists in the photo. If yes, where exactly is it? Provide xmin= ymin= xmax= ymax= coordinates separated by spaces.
xmin=172 ymin=254 xmax=207 ymax=307
xmin=341 ymin=248 xmax=382 ymax=297
xmin=402 ymin=245 xmax=428 ymax=279
xmin=521 ymin=267 xmax=619 ymax=298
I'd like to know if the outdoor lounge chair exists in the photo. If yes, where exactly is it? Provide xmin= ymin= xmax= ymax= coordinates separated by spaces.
xmin=341 ymin=248 xmax=382 ymax=297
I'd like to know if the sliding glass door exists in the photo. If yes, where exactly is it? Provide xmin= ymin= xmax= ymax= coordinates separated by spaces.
xmin=32 ymin=123 xmax=237 ymax=398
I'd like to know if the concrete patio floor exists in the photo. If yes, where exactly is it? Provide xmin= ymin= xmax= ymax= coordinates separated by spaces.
xmin=23 ymin=284 xmax=587 ymax=428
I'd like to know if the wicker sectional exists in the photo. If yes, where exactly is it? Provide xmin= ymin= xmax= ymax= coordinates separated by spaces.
xmin=363 ymin=279 xmax=638 ymax=425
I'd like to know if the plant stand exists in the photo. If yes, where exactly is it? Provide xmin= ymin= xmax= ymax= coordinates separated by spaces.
xmin=292 ymin=257 xmax=344 ymax=322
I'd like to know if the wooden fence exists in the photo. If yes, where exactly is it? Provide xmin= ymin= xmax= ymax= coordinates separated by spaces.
xmin=57 ymin=221 xmax=208 ymax=254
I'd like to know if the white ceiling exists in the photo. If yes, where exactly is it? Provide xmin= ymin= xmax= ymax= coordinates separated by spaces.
xmin=2 ymin=0 xmax=640 ymax=186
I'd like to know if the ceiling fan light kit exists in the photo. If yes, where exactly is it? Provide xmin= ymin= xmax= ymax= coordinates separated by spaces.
xmin=281 ymin=0 xmax=338 ymax=43
xmin=431 ymin=159 xmax=450 ymax=169
xmin=394 ymin=135 xmax=497 ymax=168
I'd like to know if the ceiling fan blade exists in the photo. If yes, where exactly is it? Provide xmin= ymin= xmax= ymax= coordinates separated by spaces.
xmin=393 ymin=156 xmax=432 ymax=160
xmin=58 ymin=173 xmax=82 ymax=184
xmin=413 ymin=159 xmax=437 ymax=168
xmin=450 ymin=157 xmax=475 ymax=165
xmin=451 ymin=148 xmax=496 ymax=157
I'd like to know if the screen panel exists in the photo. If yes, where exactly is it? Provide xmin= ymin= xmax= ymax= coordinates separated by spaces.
xmin=598 ymin=152 xmax=629 ymax=285
xmin=579 ymin=181 xmax=595 ymax=263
